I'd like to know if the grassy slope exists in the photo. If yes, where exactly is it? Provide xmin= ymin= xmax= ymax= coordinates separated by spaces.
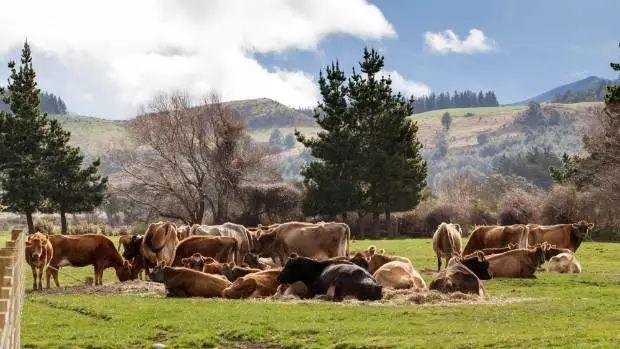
xmin=18 ymin=235 xmax=620 ymax=349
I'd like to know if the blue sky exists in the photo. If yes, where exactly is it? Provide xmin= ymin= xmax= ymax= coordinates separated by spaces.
xmin=0 ymin=0 xmax=618 ymax=117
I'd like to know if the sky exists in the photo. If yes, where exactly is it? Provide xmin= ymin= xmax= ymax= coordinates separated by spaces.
xmin=0 ymin=0 xmax=618 ymax=119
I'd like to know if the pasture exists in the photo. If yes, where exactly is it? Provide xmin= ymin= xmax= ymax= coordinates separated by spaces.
xmin=16 ymin=236 xmax=620 ymax=349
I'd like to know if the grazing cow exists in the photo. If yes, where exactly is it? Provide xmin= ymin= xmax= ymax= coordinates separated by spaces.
xmin=171 ymin=236 xmax=238 ymax=267
xmin=368 ymin=254 xmax=412 ymax=275
xmin=462 ymin=224 xmax=529 ymax=256
xmin=25 ymin=232 xmax=53 ymax=290
xmin=149 ymin=266 xmax=231 ymax=297
xmin=486 ymin=245 xmax=548 ymax=278
xmin=254 ymin=221 xmax=350 ymax=266
xmin=222 ymin=269 xmax=282 ymax=299
xmin=429 ymin=258 xmax=486 ymax=296
xmin=277 ymin=254 xmax=382 ymax=301
xmin=548 ymin=252 xmax=582 ymax=273
xmin=46 ymin=234 xmax=134 ymax=287
xmin=373 ymin=261 xmax=426 ymax=289
xmin=189 ymin=223 xmax=254 ymax=265
xmin=141 ymin=222 xmax=179 ymax=270
xmin=527 ymin=221 xmax=594 ymax=252
xmin=457 ymin=252 xmax=492 ymax=280
xmin=118 ymin=235 xmax=145 ymax=280
xmin=432 ymin=222 xmax=463 ymax=271
xmin=463 ymin=242 xmax=519 ymax=258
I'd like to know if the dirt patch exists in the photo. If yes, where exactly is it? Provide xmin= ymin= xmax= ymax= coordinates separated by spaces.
xmin=27 ymin=280 xmax=166 ymax=297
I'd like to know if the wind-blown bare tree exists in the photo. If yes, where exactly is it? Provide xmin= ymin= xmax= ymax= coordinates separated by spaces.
xmin=115 ymin=92 xmax=278 ymax=224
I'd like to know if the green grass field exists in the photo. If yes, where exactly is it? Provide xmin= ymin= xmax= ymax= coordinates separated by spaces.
xmin=18 ymin=237 xmax=620 ymax=349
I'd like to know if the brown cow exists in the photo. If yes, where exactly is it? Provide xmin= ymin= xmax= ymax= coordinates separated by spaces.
xmin=222 ymin=269 xmax=282 ymax=299
xmin=486 ymin=245 xmax=548 ymax=278
xmin=118 ymin=234 xmax=145 ymax=280
xmin=432 ymin=222 xmax=463 ymax=271
xmin=176 ymin=225 xmax=191 ymax=241
xmin=462 ymin=224 xmax=529 ymax=256
xmin=201 ymin=257 xmax=262 ymax=282
xmin=373 ymin=261 xmax=426 ymax=289
xmin=25 ymin=232 xmax=53 ymax=290
xmin=171 ymin=235 xmax=238 ymax=267
xmin=189 ymin=223 xmax=255 ymax=265
xmin=181 ymin=253 xmax=208 ymax=271
xmin=46 ymin=234 xmax=134 ymax=287
xmin=254 ymin=221 xmax=350 ymax=266
xmin=149 ymin=266 xmax=231 ymax=297
xmin=463 ymin=242 xmax=520 ymax=258
xmin=429 ymin=258 xmax=485 ymax=296
xmin=527 ymin=221 xmax=593 ymax=252
xmin=548 ymin=252 xmax=582 ymax=273
xmin=141 ymin=222 xmax=179 ymax=269
xmin=368 ymin=254 xmax=412 ymax=275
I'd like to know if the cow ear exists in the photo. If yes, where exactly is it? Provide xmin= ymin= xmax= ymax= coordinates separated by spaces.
xmin=378 ymin=249 xmax=385 ymax=255
xmin=289 ymin=253 xmax=299 ymax=259
xmin=476 ymin=251 xmax=485 ymax=262
xmin=587 ymin=223 xmax=594 ymax=229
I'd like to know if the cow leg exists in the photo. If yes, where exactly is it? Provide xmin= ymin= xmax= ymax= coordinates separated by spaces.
xmin=437 ymin=255 xmax=442 ymax=271
xmin=37 ymin=265 xmax=44 ymax=290
xmin=94 ymin=266 xmax=104 ymax=286
xmin=31 ymin=266 xmax=38 ymax=290
xmin=51 ymin=267 xmax=60 ymax=288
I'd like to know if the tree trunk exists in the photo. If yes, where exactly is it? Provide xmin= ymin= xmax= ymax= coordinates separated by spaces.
xmin=372 ymin=211 xmax=380 ymax=236
xmin=60 ymin=209 xmax=68 ymax=235
xmin=26 ymin=213 xmax=34 ymax=234
xmin=385 ymin=209 xmax=392 ymax=237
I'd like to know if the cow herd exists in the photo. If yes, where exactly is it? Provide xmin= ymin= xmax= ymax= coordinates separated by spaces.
xmin=23 ymin=220 xmax=593 ymax=302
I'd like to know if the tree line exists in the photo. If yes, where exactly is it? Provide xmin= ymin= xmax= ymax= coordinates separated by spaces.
xmin=0 ymin=42 xmax=106 ymax=234
xmin=0 ymin=90 xmax=67 ymax=115
xmin=415 ymin=90 xmax=499 ymax=113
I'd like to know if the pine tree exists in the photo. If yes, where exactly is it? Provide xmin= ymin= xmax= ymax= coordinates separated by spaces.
xmin=606 ymin=42 xmax=620 ymax=104
xmin=0 ymin=42 xmax=49 ymax=233
xmin=42 ymin=120 xmax=107 ymax=234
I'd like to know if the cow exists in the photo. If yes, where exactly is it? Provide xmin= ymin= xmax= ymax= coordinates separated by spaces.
xmin=548 ymin=252 xmax=582 ymax=273
xmin=463 ymin=242 xmax=520 ymax=258
xmin=351 ymin=245 xmax=385 ymax=260
xmin=275 ymin=281 xmax=310 ymax=299
xmin=373 ymin=261 xmax=426 ymax=289
xmin=462 ymin=224 xmax=529 ymax=256
xmin=149 ymin=266 xmax=231 ymax=297
xmin=326 ymin=253 xmax=370 ymax=271
xmin=189 ymin=223 xmax=254 ymax=265
xmin=118 ymin=234 xmax=145 ymax=280
xmin=486 ymin=245 xmax=548 ymax=278
xmin=222 ymin=269 xmax=282 ymax=299
xmin=429 ymin=258 xmax=486 ymax=296
xmin=527 ymin=221 xmax=594 ymax=252
xmin=432 ymin=222 xmax=463 ymax=271
xmin=457 ymin=252 xmax=492 ymax=280
xmin=202 ymin=259 xmax=262 ymax=282
xmin=25 ymin=232 xmax=53 ymax=290
xmin=254 ymin=221 xmax=350 ymax=266
xmin=141 ymin=222 xmax=179 ymax=271
xmin=46 ymin=234 xmax=134 ymax=287
xmin=171 ymin=235 xmax=238 ymax=267
xmin=277 ymin=254 xmax=382 ymax=301
xmin=176 ymin=225 xmax=191 ymax=241
xmin=368 ymin=254 xmax=412 ymax=275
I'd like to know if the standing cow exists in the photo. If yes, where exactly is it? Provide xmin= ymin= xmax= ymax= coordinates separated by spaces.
xmin=189 ymin=223 xmax=254 ymax=265
xmin=462 ymin=224 xmax=529 ymax=256
xmin=25 ymin=232 xmax=53 ymax=290
xmin=527 ymin=221 xmax=593 ymax=252
xmin=141 ymin=222 xmax=179 ymax=270
xmin=432 ymin=222 xmax=463 ymax=271
xmin=254 ymin=221 xmax=350 ymax=266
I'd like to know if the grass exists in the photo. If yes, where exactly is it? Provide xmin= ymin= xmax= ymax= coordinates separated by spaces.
xmin=18 ymin=236 xmax=620 ymax=348
xmin=412 ymin=105 xmax=527 ymax=120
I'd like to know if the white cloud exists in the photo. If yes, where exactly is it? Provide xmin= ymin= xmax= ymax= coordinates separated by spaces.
xmin=0 ymin=0 xmax=395 ymax=118
xmin=424 ymin=29 xmax=495 ymax=54
xmin=382 ymin=70 xmax=431 ymax=97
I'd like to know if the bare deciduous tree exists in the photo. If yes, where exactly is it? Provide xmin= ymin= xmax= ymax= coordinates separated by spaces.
xmin=114 ymin=92 xmax=278 ymax=224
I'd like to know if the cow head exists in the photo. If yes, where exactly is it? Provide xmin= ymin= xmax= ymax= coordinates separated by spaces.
xmin=123 ymin=235 xmax=143 ymax=260
xmin=349 ymin=252 xmax=369 ymax=271
xmin=254 ymin=229 xmax=277 ymax=257
xmin=27 ymin=232 xmax=49 ymax=260
xmin=181 ymin=253 xmax=208 ymax=271
xmin=277 ymin=254 xmax=321 ymax=285
xmin=115 ymin=260 xmax=135 ymax=282
xmin=460 ymin=252 xmax=492 ymax=280
xmin=202 ymin=257 xmax=226 ymax=274
xmin=572 ymin=221 xmax=594 ymax=241
xmin=149 ymin=265 xmax=168 ymax=283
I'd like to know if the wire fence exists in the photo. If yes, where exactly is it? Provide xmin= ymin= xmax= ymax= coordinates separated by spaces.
xmin=0 ymin=229 xmax=25 ymax=349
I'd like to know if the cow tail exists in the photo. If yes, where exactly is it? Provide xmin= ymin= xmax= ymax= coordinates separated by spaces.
xmin=345 ymin=224 xmax=351 ymax=257
xmin=233 ymin=240 xmax=239 ymax=265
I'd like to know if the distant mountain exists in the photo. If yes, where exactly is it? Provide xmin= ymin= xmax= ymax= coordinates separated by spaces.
xmin=512 ymin=76 xmax=618 ymax=105
xmin=224 ymin=98 xmax=315 ymax=129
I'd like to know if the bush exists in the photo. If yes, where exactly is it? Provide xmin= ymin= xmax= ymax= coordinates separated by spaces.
xmin=67 ymin=222 xmax=106 ymax=235
xmin=131 ymin=221 xmax=149 ymax=236
xmin=497 ymin=188 xmax=542 ymax=225
xmin=33 ymin=219 xmax=54 ymax=234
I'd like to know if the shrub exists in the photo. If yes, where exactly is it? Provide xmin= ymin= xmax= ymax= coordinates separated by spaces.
xmin=497 ymin=188 xmax=542 ymax=225
xmin=33 ymin=219 xmax=54 ymax=234
xmin=131 ymin=221 xmax=149 ymax=236
xmin=68 ymin=222 xmax=106 ymax=235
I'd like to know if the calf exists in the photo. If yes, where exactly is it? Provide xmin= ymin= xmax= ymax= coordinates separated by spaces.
xmin=373 ymin=261 xmax=426 ymax=289
xmin=486 ymin=246 xmax=547 ymax=278
xmin=171 ymin=236 xmax=238 ymax=267
xmin=201 ymin=257 xmax=262 ymax=282
xmin=46 ymin=234 xmax=134 ymax=287
xmin=432 ymin=222 xmax=462 ymax=271
xmin=429 ymin=258 xmax=486 ymax=296
xmin=277 ymin=254 xmax=382 ymax=301
xmin=222 ymin=269 xmax=282 ymax=299
xmin=149 ymin=266 xmax=231 ymax=297
xmin=548 ymin=253 xmax=582 ymax=273
xmin=25 ymin=232 xmax=53 ymax=290
xmin=181 ymin=253 xmax=209 ymax=271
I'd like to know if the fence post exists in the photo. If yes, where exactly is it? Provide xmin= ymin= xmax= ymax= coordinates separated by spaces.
xmin=0 ymin=231 xmax=25 ymax=349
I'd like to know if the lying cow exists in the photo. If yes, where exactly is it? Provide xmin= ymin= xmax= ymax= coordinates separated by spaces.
xmin=202 ymin=259 xmax=261 ymax=282
xmin=486 ymin=245 xmax=548 ymax=278
xmin=254 ymin=221 xmax=350 ymax=266
xmin=149 ymin=266 xmax=231 ymax=297
xmin=457 ymin=252 xmax=492 ymax=280
xmin=462 ymin=224 xmax=529 ymax=256
xmin=141 ymin=222 xmax=179 ymax=270
xmin=277 ymin=254 xmax=382 ymax=301
xmin=25 ymin=232 xmax=53 ymax=290
xmin=373 ymin=261 xmax=426 ymax=289
xmin=46 ymin=234 xmax=134 ymax=287
xmin=190 ymin=223 xmax=254 ymax=265
xmin=222 ymin=269 xmax=282 ymax=299
xmin=432 ymin=222 xmax=462 ymax=271
xmin=527 ymin=221 xmax=593 ymax=252
xmin=368 ymin=253 xmax=412 ymax=275
xmin=548 ymin=253 xmax=582 ymax=273
xmin=429 ymin=258 xmax=486 ymax=296
xmin=171 ymin=236 xmax=238 ymax=267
